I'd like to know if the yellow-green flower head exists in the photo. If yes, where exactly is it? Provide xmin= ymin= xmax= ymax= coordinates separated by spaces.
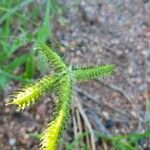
xmin=8 ymin=43 xmax=115 ymax=150
xmin=9 ymin=75 xmax=57 ymax=110
xmin=41 ymin=75 xmax=72 ymax=150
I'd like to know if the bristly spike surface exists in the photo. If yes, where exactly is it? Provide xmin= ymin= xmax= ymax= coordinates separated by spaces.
xmin=37 ymin=43 xmax=67 ymax=72
xmin=41 ymin=75 xmax=72 ymax=150
xmin=8 ymin=43 xmax=115 ymax=150
xmin=73 ymin=65 xmax=115 ymax=81
xmin=8 ymin=75 xmax=57 ymax=110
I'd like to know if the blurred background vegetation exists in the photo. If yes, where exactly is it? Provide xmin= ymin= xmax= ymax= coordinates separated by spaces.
xmin=0 ymin=0 xmax=150 ymax=150
xmin=0 ymin=0 xmax=65 ymax=89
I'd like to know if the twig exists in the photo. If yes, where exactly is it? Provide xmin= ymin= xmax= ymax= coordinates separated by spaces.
xmin=96 ymin=79 xmax=132 ymax=102
xmin=86 ymin=110 xmax=111 ymax=136
xmin=75 ymin=86 xmax=99 ymax=104
xmin=72 ymin=105 xmax=79 ymax=150
xmin=142 ymin=50 xmax=150 ymax=147
xmin=75 ymin=96 xmax=96 ymax=150
xmin=75 ymin=86 xmax=132 ymax=119
xmin=102 ymin=140 xmax=108 ymax=150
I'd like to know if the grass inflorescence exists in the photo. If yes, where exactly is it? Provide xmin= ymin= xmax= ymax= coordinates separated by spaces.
xmin=8 ymin=43 xmax=115 ymax=150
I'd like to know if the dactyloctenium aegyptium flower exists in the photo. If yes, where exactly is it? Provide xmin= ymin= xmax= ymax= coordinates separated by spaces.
xmin=8 ymin=43 xmax=115 ymax=150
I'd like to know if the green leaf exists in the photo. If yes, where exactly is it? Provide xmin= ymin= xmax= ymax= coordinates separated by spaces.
xmin=37 ymin=0 xmax=51 ymax=43
xmin=10 ymin=38 xmax=23 ymax=55
xmin=4 ymin=54 xmax=28 ymax=72
xmin=0 ymin=38 xmax=23 ymax=59
xmin=0 ymin=75 xmax=9 ymax=90
xmin=111 ymin=131 xmax=150 ymax=141
xmin=113 ymin=141 xmax=136 ymax=150
xmin=24 ymin=54 xmax=35 ymax=79
xmin=0 ymin=50 xmax=8 ymax=64
xmin=0 ymin=0 xmax=34 ymax=24
xmin=0 ymin=6 xmax=37 ymax=27
xmin=65 ymin=132 xmax=90 ymax=150
xmin=0 ymin=68 xmax=28 ymax=83
xmin=0 ymin=41 xmax=11 ymax=62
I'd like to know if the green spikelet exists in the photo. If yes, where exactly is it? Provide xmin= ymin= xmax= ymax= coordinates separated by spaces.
xmin=8 ymin=75 xmax=57 ymax=110
xmin=73 ymin=65 xmax=115 ymax=81
xmin=41 ymin=75 xmax=72 ymax=150
xmin=37 ymin=43 xmax=67 ymax=72
xmin=8 ymin=43 xmax=115 ymax=150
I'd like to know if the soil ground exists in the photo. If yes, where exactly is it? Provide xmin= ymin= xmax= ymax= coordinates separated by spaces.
xmin=1 ymin=0 xmax=150 ymax=149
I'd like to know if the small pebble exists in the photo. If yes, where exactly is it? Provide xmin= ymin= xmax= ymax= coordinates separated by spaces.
xmin=36 ymin=104 xmax=47 ymax=118
xmin=9 ymin=138 xmax=16 ymax=146
xmin=102 ymin=111 xmax=109 ymax=119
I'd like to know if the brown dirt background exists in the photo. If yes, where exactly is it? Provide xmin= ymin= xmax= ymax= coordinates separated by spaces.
xmin=0 ymin=0 xmax=150 ymax=149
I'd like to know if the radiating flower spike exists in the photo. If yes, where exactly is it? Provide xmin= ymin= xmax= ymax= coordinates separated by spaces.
xmin=73 ymin=64 xmax=115 ymax=81
xmin=8 ymin=75 xmax=57 ymax=110
xmin=36 ymin=43 xmax=67 ymax=72
xmin=41 ymin=75 xmax=72 ymax=150
xmin=8 ymin=43 xmax=115 ymax=150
